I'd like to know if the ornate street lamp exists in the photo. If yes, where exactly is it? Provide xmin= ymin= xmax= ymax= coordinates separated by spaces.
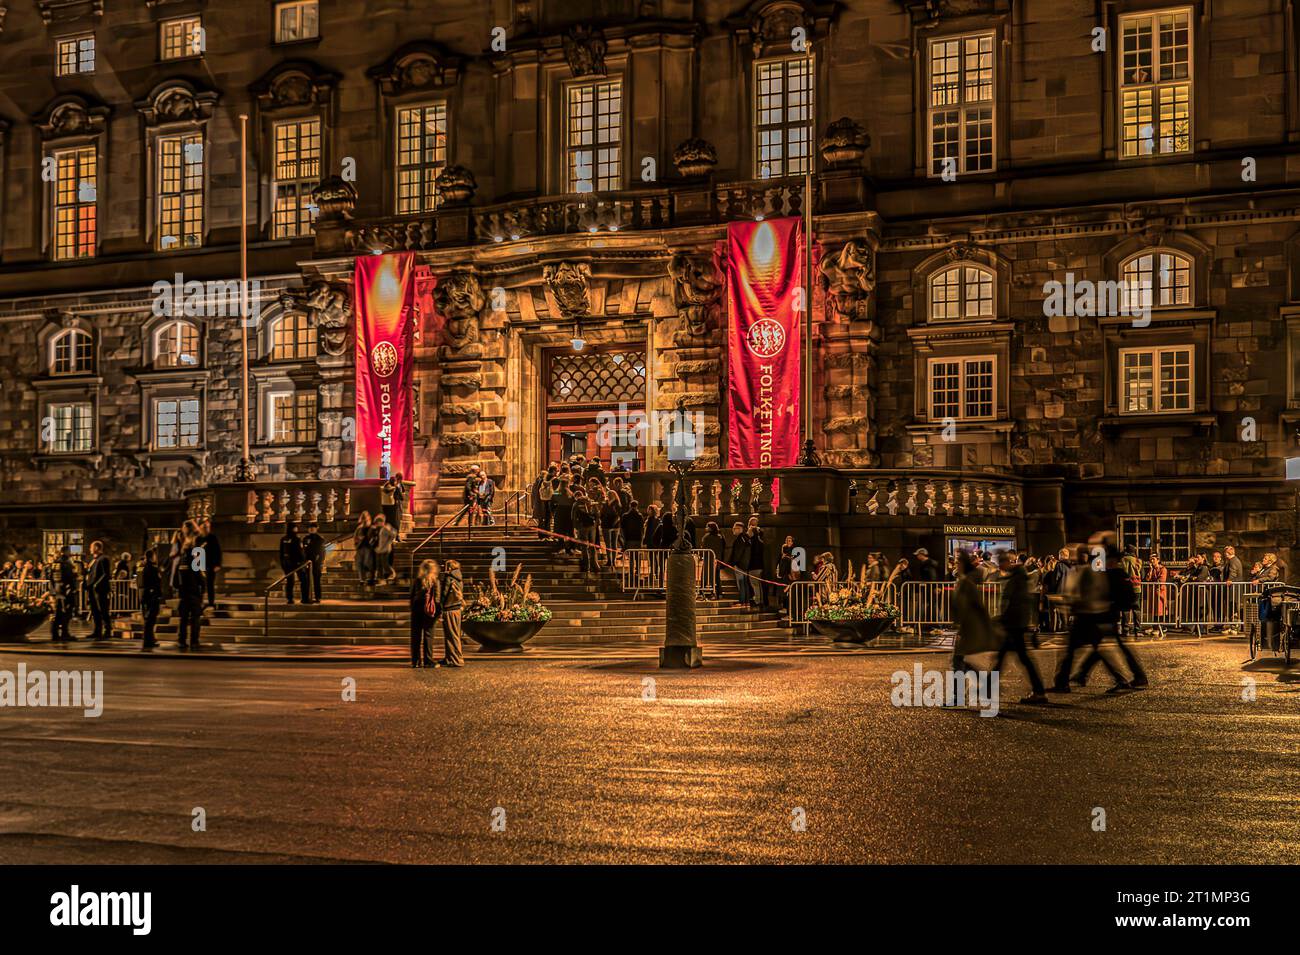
xmin=661 ymin=403 xmax=702 ymax=668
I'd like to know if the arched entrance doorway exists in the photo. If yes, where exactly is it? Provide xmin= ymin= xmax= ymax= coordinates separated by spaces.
xmin=542 ymin=344 xmax=647 ymax=470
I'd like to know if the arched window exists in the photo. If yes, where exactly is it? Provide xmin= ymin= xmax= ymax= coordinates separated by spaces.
xmin=153 ymin=320 xmax=200 ymax=368
xmin=1119 ymin=249 xmax=1193 ymax=310
xmin=50 ymin=328 xmax=93 ymax=375
xmin=929 ymin=264 xmax=994 ymax=322
xmin=268 ymin=312 xmax=316 ymax=362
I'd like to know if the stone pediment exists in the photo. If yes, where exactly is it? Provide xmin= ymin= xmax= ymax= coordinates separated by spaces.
xmin=251 ymin=60 xmax=339 ymax=112
xmin=34 ymin=93 xmax=109 ymax=140
xmin=368 ymin=41 xmax=463 ymax=96
xmin=135 ymin=80 xmax=219 ymax=127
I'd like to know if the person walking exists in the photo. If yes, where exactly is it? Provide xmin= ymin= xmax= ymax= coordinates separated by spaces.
xmin=911 ymin=548 xmax=939 ymax=582
xmin=278 ymin=522 xmax=307 ymax=605
xmin=477 ymin=472 xmax=497 ymax=526
xmin=435 ymin=559 xmax=465 ymax=668
xmin=50 ymin=546 xmax=77 ymax=643
xmin=728 ymin=521 xmax=752 ymax=606
xmin=952 ymin=550 xmax=997 ymax=674
xmin=373 ymin=515 xmax=397 ymax=582
xmin=85 ymin=540 xmax=111 ymax=640
xmin=175 ymin=531 xmax=206 ymax=650
xmin=353 ymin=512 xmax=376 ymax=587
xmin=1050 ymin=543 xmax=1131 ymax=693
xmin=199 ymin=518 xmax=223 ymax=609
xmin=139 ymin=550 xmax=163 ymax=650
xmin=302 ymin=523 xmax=326 ymax=604
xmin=409 ymin=559 xmax=440 ymax=668
xmin=1074 ymin=538 xmax=1148 ymax=690
xmin=381 ymin=475 xmax=400 ymax=533
xmin=992 ymin=550 xmax=1048 ymax=703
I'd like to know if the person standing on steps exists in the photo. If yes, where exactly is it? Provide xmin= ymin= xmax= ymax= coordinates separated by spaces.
xmin=85 ymin=540 xmax=111 ymax=640
xmin=728 ymin=521 xmax=751 ymax=607
xmin=353 ymin=512 xmax=375 ymax=587
xmin=279 ymin=522 xmax=307 ymax=605
xmin=373 ymin=515 xmax=397 ymax=582
xmin=434 ymin=559 xmax=464 ymax=668
xmin=380 ymin=475 xmax=400 ymax=533
xmin=745 ymin=518 xmax=767 ymax=609
xmin=139 ymin=550 xmax=163 ymax=650
xmin=175 ymin=529 xmax=206 ymax=650
xmin=302 ymin=523 xmax=326 ymax=604
xmin=50 ymin=546 xmax=77 ymax=643
xmin=462 ymin=465 xmax=482 ymax=526
xmin=409 ymin=559 xmax=440 ymax=668
xmin=551 ymin=478 xmax=575 ymax=554
xmin=199 ymin=518 xmax=223 ymax=609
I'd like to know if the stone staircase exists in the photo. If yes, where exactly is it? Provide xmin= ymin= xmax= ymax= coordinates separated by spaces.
xmin=114 ymin=523 xmax=793 ymax=646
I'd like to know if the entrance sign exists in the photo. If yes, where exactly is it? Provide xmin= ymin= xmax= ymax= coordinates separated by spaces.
xmin=943 ymin=524 xmax=1016 ymax=537
xmin=354 ymin=252 xmax=416 ymax=481
xmin=725 ymin=217 xmax=803 ymax=472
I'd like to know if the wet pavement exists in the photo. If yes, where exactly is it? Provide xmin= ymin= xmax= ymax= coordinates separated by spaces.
xmin=0 ymin=638 xmax=1295 ymax=863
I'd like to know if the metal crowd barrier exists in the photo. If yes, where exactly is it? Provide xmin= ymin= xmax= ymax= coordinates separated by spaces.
xmin=897 ymin=580 xmax=1003 ymax=635
xmin=622 ymin=548 xmax=717 ymax=599
xmin=1 ymin=577 xmax=139 ymax=617
xmin=1173 ymin=581 xmax=1258 ymax=633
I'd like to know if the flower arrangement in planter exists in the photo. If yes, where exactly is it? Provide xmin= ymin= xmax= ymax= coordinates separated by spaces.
xmin=0 ymin=586 xmax=55 ymax=641
xmin=465 ymin=566 xmax=553 ymax=624
xmin=806 ymin=562 xmax=898 ymax=644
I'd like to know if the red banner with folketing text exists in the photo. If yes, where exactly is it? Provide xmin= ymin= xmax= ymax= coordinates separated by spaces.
xmin=354 ymin=252 xmax=416 ymax=483
xmin=725 ymin=217 xmax=803 ymax=474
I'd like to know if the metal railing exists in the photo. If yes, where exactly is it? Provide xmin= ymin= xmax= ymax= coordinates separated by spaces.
xmin=263 ymin=560 xmax=312 ymax=639
xmin=408 ymin=502 xmax=472 ymax=575
xmin=621 ymin=548 xmax=718 ymax=599
xmin=897 ymin=581 xmax=1003 ymax=635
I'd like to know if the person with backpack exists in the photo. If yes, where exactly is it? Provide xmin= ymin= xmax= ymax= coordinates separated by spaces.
xmin=409 ymin=559 xmax=439 ymax=668
xmin=572 ymin=488 xmax=600 ymax=574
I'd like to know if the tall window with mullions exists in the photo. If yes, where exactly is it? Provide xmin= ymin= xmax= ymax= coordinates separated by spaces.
xmin=273 ymin=118 xmax=321 ymax=238
xmin=157 ymin=133 xmax=204 ymax=250
xmin=753 ymin=56 xmax=812 ymax=179
xmin=396 ymin=103 xmax=448 ymax=214
xmin=566 ymin=79 xmax=622 ymax=193
xmin=927 ymin=33 xmax=995 ymax=176
xmin=52 ymin=146 xmax=97 ymax=261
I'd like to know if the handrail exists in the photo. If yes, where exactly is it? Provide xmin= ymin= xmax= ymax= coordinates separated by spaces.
xmin=408 ymin=503 xmax=472 ymax=576
xmin=263 ymin=559 xmax=313 ymax=639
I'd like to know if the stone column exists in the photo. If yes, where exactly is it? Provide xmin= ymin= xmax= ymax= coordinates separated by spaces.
xmin=818 ymin=237 xmax=879 ymax=467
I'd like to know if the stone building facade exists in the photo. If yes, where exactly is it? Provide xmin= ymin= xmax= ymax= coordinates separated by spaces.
xmin=0 ymin=0 xmax=1297 ymax=574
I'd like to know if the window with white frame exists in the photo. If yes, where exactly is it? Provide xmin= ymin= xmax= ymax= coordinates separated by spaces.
xmin=396 ymin=102 xmax=447 ymax=214
xmin=274 ymin=1 xmax=319 ymax=43
xmin=56 ymin=35 xmax=95 ymax=76
xmin=1119 ymin=8 xmax=1192 ymax=158
xmin=1119 ymin=249 xmax=1192 ymax=312
xmin=266 ymin=389 xmax=317 ymax=444
xmin=566 ymin=79 xmax=622 ymax=193
xmin=51 ymin=145 xmax=97 ymax=261
xmin=160 ymin=16 xmax=204 ymax=61
xmin=154 ymin=321 xmax=201 ymax=368
xmin=929 ymin=264 xmax=994 ymax=321
xmin=157 ymin=132 xmax=204 ymax=250
xmin=928 ymin=356 xmax=995 ymax=421
xmin=43 ymin=529 xmax=85 ymax=565
xmin=1118 ymin=514 xmax=1193 ymax=565
xmin=153 ymin=397 xmax=201 ymax=449
xmin=927 ymin=32 xmax=995 ymax=176
xmin=1120 ymin=345 xmax=1192 ymax=414
xmin=269 ymin=313 xmax=316 ymax=361
xmin=50 ymin=328 xmax=94 ymax=375
xmin=753 ymin=56 xmax=813 ymax=179
xmin=273 ymin=118 xmax=321 ymax=238
xmin=46 ymin=401 xmax=94 ymax=452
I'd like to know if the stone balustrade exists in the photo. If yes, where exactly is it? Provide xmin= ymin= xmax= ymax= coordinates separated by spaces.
xmin=184 ymin=479 xmax=415 ymax=531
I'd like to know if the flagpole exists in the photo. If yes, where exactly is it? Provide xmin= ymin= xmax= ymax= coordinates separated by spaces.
xmin=800 ymin=166 xmax=817 ymax=467
xmin=236 ymin=113 xmax=253 ymax=482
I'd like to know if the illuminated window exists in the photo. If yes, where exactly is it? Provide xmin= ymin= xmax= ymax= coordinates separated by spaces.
xmin=753 ymin=57 xmax=813 ymax=179
xmin=154 ymin=321 xmax=201 ymax=368
xmin=56 ymin=35 xmax=95 ymax=76
xmin=274 ymin=1 xmax=319 ymax=43
xmin=1119 ymin=8 xmax=1191 ymax=157
xmin=157 ymin=133 xmax=204 ymax=250
xmin=161 ymin=16 xmax=204 ymax=61
xmin=48 ymin=401 xmax=94 ymax=452
xmin=50 ymin=329 xmax=94 ymax=375
xmin=927 ymin=33 xmax=995 ymax=176
xmin=43 ymin=530 xmax=85 ymax=565
xmin=929 ymin=356 xmax=995 ymax=421
xmin=929 ymin=265 xmax=994 ymax=321
xmin=269 ymin=390 xmax=317 ymax=443
xmin=566 ymin=79 xmax=622 ymax=193
xmin=1120 ymin=345 xmax=1192 ymax=414
xmin=1119 ymin=249 xmax=1192 ymax=311
xmin=269 ymin=313 xmax=316 ymax=361
xmin=51 ymin=146 xmax=97 ymax=261
xmin=1118 ymin=514 xmax=1192 ymax=565
xmin=273 ymin=118 xmax=321 ymax=238
xmin=395 ymin=102 xmax=447 ymax=214
xmin=154 ymin=397 xmax=201 ymax=449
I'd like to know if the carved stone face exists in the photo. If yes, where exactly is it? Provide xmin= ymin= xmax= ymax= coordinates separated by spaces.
xmin=433 ymin=273 xmax=485 ymax=319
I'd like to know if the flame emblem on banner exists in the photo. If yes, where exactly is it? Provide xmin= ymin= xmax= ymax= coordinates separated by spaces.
xmin=745 ymin=317 xmax=786 ymax=358
xmin=370 ymin=340 xmax=399 ymax=378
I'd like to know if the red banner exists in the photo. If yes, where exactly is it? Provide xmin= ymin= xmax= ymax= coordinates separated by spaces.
xmin=726 ymin=217 xmax=803 ymax=471
xmin=354 ymin=253 xmax=416 ymax=483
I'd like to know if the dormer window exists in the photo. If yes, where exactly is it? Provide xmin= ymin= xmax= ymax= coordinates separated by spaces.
xmin=50 ymin=328 xmax=94 ymax=375
xmin=929 ymin=264 xmax=994 ymax=322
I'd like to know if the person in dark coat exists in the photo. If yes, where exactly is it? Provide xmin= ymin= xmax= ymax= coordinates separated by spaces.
xmin=302 ymin=523 xmax=326 ymax=604
xmin=550 ymin=480 xmax=575 ymax=552
xmin=409 ymin=559 xmax=440 ymax=668
xmin=744 ymin=520 xmax=767 ymax=608
xmin=435 ymin=560 xmax=464 ymax=668
xmin=911 ymin=548 xmax=939 ymax=582
xmin=701 ymin=521 xmax=725 ymax=563
xmin=642 ymin=504 xmax=662 ymax=551
xmin=992 ymin=551 xmax=1047 ymax=702
xmin=654 ymin=511 xmax=680 ymax=550
xmin=50 ymin=547 xmax=77 ymax=642
xmin=199 ymin=519 xmax=223 ymax=608
xmin=85 ymin=540 xmax=111 ymax=640
xmin=278 ymin=523 xmax=307 ymax=604
xmin=174 ymin=535 xmax=206 ymax=650
xmin=728 ymin=521 xmax=752 ymax=606
xmin=139 ymin=550 xmax=163 ymax=650
xmin=620 ymin=501 xmax=645 ymax=554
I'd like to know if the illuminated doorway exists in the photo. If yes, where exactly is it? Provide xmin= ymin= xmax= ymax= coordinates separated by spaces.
xmin=543 ymin=345 xmax=647 ymax=470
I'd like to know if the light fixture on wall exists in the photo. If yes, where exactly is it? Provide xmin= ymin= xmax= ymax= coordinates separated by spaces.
xmin=570 ymin=318 xmax=585 ymax=351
